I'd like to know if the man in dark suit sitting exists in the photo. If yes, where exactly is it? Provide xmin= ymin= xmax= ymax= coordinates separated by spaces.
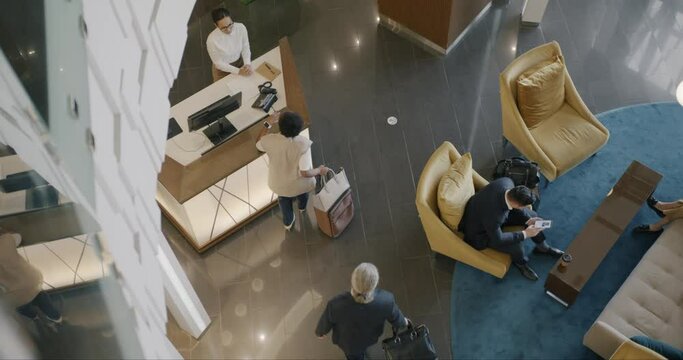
xmin=458 ymin=177 xmax=564 ymax=280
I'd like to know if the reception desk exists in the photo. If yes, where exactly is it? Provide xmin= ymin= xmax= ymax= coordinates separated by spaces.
xmin=157 ymin=38 xmax=310 ymax=252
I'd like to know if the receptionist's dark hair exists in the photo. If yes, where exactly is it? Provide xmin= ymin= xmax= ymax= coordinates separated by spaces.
xmin=211 ymin=8 xmax=231 ymax=23
xmin=279 ymin=112 xmax=303 ymax=138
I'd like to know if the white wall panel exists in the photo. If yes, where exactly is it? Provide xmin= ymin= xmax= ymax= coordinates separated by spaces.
xmin=127 ymin=0 xmax=156 ymax=32
xmin=82 ymin=0 xmax=126 ymax=96
xmin=154 ymin=1 xmax=194 ymax=74
xmin=0 ymin=0 xmax=205 ymax=355
xmin=139 ymin=51 xmax=172 ymax=160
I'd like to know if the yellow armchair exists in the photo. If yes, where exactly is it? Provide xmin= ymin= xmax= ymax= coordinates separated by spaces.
xmin=500 ymin=41 xmax=609 ymax=181
xmin=415 ymin=142 xmax=511 ymax=278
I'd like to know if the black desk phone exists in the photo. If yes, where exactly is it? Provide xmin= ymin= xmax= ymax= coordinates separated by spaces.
xmin=252 ymin=81 xmax=278 ymax=112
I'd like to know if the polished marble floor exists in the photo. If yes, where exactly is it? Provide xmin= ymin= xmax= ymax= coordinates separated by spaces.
xmin=165 ymin=0 xmax=683 ymax=358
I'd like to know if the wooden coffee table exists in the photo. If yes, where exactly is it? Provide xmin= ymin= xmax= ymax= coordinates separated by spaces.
xmin=544 ymin=161 xmax=662 ymax=307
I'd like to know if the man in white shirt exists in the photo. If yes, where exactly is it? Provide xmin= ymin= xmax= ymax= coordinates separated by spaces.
xmin=207 ymin=8 xmax=252 ymax=82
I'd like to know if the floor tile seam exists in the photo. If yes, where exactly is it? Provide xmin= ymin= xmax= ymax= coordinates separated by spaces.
xmin=212 ymin=249 xmax=256 ymax=275
xmin=489 ymin=139 xmax=502 ymax=164
xmin=427 ymin=256 xmax=445 ymax=315
xmin=554 ymin=2 xmax=582 ymax=59
xmin=214 ymin=226 xmax=248 ymax=260
xmin=394 ymin=99 xmax=421 ymax=194
xmin=366 ymin=81 xmax=403 ymax=252
xmin=420 ymin=97 xmax=442 ymax=153
xmin=345 ymin=138 xmax=370 ymax=246
xmin=440 ymin=56 xmax=466 ymax=149
xmin=400 ymin=253 xmax=433 ymax=261
xmin=303 ymin=225 xmax=317 ymax=309
xmin=386 ymin=197 xmax=419 ymax=209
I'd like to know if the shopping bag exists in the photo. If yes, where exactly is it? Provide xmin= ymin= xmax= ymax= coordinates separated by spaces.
xmin=315 ymin=188 xmax=354 ymax=238
xmin=312 ymin=168 xmax=350 ymax=212
xmin=312 ymin=168 xmax=354 ymax=238
xmin=382 ymin=321 xmax=438 ymax=360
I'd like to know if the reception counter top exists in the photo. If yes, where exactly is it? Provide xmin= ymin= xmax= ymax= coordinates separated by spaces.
xmin=157 ymin=37 xmax=310 ymax=252
xmin=164 ymin=47 xmax=285 ymax=167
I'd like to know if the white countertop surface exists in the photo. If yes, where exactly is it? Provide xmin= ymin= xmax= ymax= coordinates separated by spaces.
xmin=166 ymin=47 xmax=286 ymax=166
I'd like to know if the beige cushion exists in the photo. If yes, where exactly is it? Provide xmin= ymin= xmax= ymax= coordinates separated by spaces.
xmin=437 ymin=153 xmax=474 ymax=231
xmin=517 ymin=57 xmax=566 ymax=128
xmin=530 ymin=103 xmax=608 ymax=173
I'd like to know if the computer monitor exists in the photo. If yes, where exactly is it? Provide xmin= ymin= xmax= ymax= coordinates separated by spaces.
xmin=187 ymin=92 xmax=242 ymax=131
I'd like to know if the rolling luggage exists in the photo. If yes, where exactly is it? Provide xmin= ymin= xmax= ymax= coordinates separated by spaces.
xmin=312 ymin=168 xmax=354 ymax=238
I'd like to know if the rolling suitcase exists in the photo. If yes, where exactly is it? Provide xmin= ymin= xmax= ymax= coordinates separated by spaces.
xmin=312 ymin=168 xmax=354 ymax=238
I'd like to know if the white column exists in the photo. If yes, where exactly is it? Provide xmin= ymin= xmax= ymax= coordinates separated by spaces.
xmin=157 ymin=239 xmax=211 ymax=338
xmin=521 ymin=0 xmax=549 ymax=26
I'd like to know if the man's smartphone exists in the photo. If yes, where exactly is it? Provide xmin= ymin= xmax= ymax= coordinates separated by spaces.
xmin=534 ymin=220 xmax=552 ymax=229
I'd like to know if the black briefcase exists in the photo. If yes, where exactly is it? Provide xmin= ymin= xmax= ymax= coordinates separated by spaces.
xmin=382 ymin=321 xmax=438 ymax=360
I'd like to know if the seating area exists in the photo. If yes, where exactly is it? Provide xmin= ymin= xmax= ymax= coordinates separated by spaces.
xmin=415 ymin=141 xmax=511 ymax=279
xmin=584 ymin=219 xmax=683 ymax=359
xmin=417 ymin=41 xmax=682 ymax=359
xmin=500 ymin=41 xmax=610 ymax=182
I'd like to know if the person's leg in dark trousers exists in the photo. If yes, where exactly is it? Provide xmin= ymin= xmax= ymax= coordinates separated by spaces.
xmin=278 ymin=196 xmax=295 ymax=226
xmin=296 ymin=192 xmax=309 ymax=212
xmin=33 ymin=291 xmax=61 ymax=321
xmin=490 ymin=241 xmax=528 ymax=264
xmin=479 ymin=208 xmax=546 ymax=265
xmin=16 ymin=302 xmax=39 ymax=320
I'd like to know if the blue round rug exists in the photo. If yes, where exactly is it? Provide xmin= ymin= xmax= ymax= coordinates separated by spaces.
xmin=450 ymin=102 xmax=683 ymax=359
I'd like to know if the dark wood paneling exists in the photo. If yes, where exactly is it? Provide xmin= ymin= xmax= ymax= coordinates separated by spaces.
xmin=448 ymin=0 xmax=491 ymax=44
xmin=279 ymin=37 xmax=310 ymax=126
xmin=378 ymin=0 xmax=491 ymax=50
xmin=378 ymin=0 xmax=452 ymax=48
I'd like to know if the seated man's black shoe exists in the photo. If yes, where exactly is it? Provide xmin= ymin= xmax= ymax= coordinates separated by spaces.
xmin=633 ymin=224 xmax=663 ymax=234
xmin=646 ymin=196 xmax=665 ymax=218
xmin=513 ymin=263 xmax=539 ymax=281
xmin=532 ymin=246 xmax=564 ymax=258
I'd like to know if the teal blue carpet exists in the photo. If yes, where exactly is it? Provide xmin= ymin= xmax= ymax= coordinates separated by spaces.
xmin=450 ymin=102 xmax=683 ymax=359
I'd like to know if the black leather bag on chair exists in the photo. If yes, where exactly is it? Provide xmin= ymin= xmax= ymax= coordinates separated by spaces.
xmin=493 ymin=157 xmax=541 ymax=188
xmin=382 ymin=321 xmax=438 ymax=360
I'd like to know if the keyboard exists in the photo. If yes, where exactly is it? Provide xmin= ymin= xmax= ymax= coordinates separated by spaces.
xmin=203 ymin=118 xmax=238 ymax=145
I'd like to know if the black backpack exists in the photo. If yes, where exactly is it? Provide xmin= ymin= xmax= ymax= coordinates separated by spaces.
xmin=493 ymin=157 xmax=541 ymax=188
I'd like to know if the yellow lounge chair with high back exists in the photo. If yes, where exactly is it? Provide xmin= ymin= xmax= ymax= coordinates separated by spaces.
xmin=500 ymin=41 xmax=609 ymax=182
xmin=415 ymin=141 xmax=511 ymax=278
